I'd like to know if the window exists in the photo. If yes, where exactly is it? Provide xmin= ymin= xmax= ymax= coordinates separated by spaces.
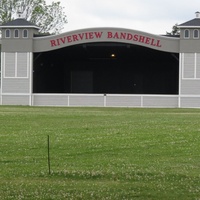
xmin=23 ymin=29 xmax=28 ymax=38
xmin=14 ymin=29 xmax=19 ymax=38
xmin=193 ymin=29 xmax=199 ymax=39
xmin=184 ymin=29 xmax=190 ymax=39
xmin=5 ymin=29 xmax=10 ymax=38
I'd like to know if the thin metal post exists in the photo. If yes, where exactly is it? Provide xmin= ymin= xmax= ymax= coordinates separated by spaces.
xmin=47 ymin=135 xmax=51 ymax=175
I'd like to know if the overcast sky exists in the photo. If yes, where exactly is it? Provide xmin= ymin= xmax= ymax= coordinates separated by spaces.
xmin=46 ymin=0 xmax=200 ymax=34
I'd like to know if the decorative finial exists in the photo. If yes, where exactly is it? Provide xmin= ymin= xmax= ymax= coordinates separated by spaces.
xmin=17 ymin=0 xmax=25 ymax=18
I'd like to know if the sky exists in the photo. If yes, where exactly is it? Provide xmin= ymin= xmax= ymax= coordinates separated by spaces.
xmin=46 ymin=0 xmax=200 ymax=35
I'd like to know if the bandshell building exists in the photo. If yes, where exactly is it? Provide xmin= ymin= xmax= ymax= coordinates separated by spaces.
xmin=1 ymin=12 xmax=200 ymax=108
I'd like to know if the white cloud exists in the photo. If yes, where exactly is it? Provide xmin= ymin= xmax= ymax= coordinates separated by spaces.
xmin=46 ymin=0 xmax=200 ymax=34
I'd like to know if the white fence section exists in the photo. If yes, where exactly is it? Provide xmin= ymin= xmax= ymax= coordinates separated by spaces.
xmin=32 ymin=94 xmax=179 ymax=108
xmin=2 ymin=93 xmax=200 ymax=108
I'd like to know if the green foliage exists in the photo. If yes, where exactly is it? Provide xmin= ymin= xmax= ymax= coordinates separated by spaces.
xmin=0 ymin=0 xmax=67 ymax=34
xmin=0 ymin=106 xmax=200 ymax=199
xmin=166 ymin=23 xmax=180 ymax=36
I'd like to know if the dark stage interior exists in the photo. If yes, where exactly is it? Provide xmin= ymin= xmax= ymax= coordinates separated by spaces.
xmin=33 ymin=42 xmax=179 ymax=94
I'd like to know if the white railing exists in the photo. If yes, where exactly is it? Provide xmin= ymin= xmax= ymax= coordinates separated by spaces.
xmin=32 ymin=93 xmax=179 ymax=108
xmin=2 ymin=93 xmax=200 ymax=108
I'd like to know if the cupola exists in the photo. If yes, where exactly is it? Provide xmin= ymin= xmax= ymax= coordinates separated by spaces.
xmin=195 ymin=11 xmax=200 ymax=18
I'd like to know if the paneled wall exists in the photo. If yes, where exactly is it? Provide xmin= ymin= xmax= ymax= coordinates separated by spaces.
xmin=1 ymin=52 xmax=32 ymax=105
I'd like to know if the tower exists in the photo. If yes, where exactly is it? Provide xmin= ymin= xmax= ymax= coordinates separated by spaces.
xmin=178 ymin=12 xmax=200 ymax=107
xmin=0 ymin=17 xmax=39 ymax=105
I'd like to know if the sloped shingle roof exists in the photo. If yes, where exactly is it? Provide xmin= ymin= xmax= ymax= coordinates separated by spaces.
xmin=0 ymin=18 xmax=39 ymax=29
xmin=179 ymin=18 xmax=200 ymax=27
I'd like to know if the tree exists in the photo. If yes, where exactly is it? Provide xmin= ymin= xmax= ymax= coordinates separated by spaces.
xmin=0 ymin=0 xmax=67 ymax=34
xmin=166 ymin=23 xmax=180 ymax=36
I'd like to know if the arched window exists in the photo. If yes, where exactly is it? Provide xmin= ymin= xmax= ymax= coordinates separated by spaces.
xmin=184 ymin=29 xmax=190 ymax=39
xmin=14 ymin=29 xmax=19 ymax=38
xmin=5 ymin=29 xmax=10 ymax=38
xmin=193 ymin=29 xmax=199 ymax=39
xmin=23 ymin=29 xmax=28 ymax=38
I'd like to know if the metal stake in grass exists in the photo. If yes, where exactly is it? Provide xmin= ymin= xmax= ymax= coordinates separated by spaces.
xmin=47 ymin=135 xmax=51 ymax=175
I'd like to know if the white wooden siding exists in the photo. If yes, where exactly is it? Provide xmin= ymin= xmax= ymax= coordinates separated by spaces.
xmin=17 ymin=53 xmax=29 ymax=77
xmin=3 ymin=52 xmax=29 ymax=78
xmin=183 ymin=53 xmax=195 ymax=79
xmin=180 ymin=97 xmax=200 ymax=108
xmin=106 ymin=95 xmax=141 ymax=107
xmin=2 ymin=95 xmax=29 ymax=105
xmin=196 ymin=53 xmax=200 ymax=78
xmin=4 ymin=53 xmax=15 ymax=77
xmin=143 ymin=96 xmax=178 ymax=107
xmin=33 ymin=95 xmax=69 ymax=106
xmin=181 ymin=80 xmax=200 ymax=95
xmin=2 ymin=79 xmax=30 ymax=93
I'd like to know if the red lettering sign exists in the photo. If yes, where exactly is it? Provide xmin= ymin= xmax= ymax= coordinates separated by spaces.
xmin=67 ymin=36 xmax=72 ymax=43
xmin=50 ymin=40 xmax=57 ymax=47
xmin=95 ymin=32 xmax=103 ymax=38
xmin=50 ymin=31 xmax=162 ymax=48
xmin=106 ymin=31 xmax=162 ymax=48
xmin=107 ymin=32 xmax=113 ymax=38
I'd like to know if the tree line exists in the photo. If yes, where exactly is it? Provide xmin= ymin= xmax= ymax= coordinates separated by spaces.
xmin=0 ymin=0 xmax=67 ymax=34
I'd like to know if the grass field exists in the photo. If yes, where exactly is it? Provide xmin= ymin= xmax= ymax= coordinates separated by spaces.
xmin=0 ymin=106 xmax=200 ymax=200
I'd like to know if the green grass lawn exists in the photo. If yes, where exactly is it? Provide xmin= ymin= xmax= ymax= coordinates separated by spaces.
xmin=0 ymin=106 xmax=200 ymax=199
